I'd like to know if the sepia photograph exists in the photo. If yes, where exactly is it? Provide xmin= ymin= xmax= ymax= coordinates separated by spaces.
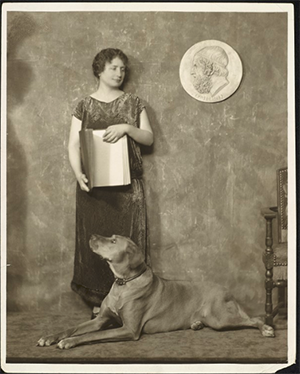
xmin=1 ymin=2 xmax=297 ymax=373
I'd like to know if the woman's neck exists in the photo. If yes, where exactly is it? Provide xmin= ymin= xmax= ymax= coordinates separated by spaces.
xmin=92 ymin=84 xmax=124 ymax=103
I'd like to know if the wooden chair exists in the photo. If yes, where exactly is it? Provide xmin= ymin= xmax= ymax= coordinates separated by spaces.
xmin=261 ymin=168 xmax=287 ymax=327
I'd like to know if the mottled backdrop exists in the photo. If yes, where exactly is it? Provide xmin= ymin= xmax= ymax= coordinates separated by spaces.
xmin=6 ymin=11 xmax=287 ymax=314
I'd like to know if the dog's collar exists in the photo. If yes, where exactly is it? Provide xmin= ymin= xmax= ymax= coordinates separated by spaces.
xmin=114 ymin=264 xmax=147 ymax=286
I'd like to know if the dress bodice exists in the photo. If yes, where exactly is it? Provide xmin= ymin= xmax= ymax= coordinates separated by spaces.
xmin=73 ymin=92 xmax=145 ymax=178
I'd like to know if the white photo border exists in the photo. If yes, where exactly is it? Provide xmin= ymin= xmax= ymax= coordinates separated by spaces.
xmin=1 ymin=2 xmax=296 ymax=373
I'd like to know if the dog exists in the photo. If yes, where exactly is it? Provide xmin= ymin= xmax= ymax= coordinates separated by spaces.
xmin=37 ymin=234 xmax=275 ymax=349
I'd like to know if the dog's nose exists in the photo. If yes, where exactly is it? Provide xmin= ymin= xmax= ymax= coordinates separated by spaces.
xmin=89 ymin=235 xmax=99 ymax=251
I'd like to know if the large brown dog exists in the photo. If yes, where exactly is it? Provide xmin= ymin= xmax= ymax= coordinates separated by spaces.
xmin=37 ymin=234 xmax=275 ymax=349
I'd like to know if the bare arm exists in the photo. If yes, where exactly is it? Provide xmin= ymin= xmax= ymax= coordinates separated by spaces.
xmin=103 ymin=109 xmax=154 ymax=146
xmin=68 ymin=116 xmax=89 ymax=192
xmin=127 ymin=108 xmax=153 ymax=145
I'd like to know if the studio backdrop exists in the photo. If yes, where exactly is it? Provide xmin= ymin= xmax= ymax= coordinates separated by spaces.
xmin=6 ymin=11 xmax=287 ymax=314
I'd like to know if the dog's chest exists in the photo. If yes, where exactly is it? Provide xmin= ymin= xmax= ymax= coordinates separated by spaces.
xmin=106 ymin=284 xmax=125 ymax=316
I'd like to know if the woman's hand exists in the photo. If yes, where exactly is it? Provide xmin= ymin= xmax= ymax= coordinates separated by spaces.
xmin=103 ymin=124 xmax=129 ymax=143
xmin=77 ymin=173 xmax=90 ymax=192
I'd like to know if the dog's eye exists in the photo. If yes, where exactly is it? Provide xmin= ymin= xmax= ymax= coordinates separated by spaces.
xmin=111 ymin=239 xmax=116 ymax=244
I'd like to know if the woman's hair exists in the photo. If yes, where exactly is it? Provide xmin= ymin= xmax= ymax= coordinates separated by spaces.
xmin=92 ymin=48 xmax=129 ymax=78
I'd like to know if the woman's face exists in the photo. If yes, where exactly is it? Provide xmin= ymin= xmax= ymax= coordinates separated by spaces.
xmin=99 ymin=57 xmax=126 ymax=88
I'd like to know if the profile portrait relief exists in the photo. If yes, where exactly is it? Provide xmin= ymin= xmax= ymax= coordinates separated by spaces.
xmin=190 ymin=46 xmax=229 ymax=97
xmin=180 ymin=40 xmax=243 ymax=103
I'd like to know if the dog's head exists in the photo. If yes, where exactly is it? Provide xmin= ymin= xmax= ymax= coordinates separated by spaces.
xmin=89 ymin=234 xmax=145 ymax=277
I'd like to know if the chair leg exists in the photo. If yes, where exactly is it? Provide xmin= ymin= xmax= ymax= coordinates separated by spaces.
xmin=265 ymin=269 xmax=274 ymax=326
xmin=263 ymin=216 xmax=275 ymax=326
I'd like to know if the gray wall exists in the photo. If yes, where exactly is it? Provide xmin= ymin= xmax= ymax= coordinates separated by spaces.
xmin=7 ymin=11 xmax=287 ymax=314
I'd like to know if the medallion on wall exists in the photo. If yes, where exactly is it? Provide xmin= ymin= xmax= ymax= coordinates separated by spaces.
xmin=179 ymin=40 xmax=243 ymax=103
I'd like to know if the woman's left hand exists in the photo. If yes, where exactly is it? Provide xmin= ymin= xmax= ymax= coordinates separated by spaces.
xmin=103 ymin=124 xmax=129 ymax=143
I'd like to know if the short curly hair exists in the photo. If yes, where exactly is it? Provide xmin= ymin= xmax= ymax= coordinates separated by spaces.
xmin=92 ymin=48 xmax=129 ymax=78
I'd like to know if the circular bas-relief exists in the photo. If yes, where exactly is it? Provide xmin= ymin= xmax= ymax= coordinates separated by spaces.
xmin=179 ymin=40 xmax=243 ymax=103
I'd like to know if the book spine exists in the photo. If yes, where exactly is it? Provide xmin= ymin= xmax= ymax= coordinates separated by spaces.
xmin=79 ymin=129 xmax=94 ymax=189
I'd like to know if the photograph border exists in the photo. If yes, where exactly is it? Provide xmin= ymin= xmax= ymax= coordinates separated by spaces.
xmin=1 ymin=2 xmax=297 ymax=373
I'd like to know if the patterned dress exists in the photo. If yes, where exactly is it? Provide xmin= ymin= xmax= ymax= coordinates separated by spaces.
xmin=71 ymin=93 xmax=149 ymax=306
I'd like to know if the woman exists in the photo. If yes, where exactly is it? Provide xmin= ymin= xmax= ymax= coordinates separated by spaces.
xmin=68 ymin=48 xmax=153 ymax=318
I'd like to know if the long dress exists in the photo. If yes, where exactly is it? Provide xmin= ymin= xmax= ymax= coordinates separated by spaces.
xmin=71 ymin=92 xmax=149 ymax=306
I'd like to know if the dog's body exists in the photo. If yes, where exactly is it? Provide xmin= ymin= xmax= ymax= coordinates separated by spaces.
xmin=38 ymin=235 xmax=274 ymax=349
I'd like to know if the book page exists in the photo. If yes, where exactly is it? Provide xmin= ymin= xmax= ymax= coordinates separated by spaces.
xmin=93 ymin=130 xmax=130 ymax=187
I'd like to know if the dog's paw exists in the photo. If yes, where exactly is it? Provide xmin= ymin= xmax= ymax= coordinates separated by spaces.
xmin=57 ymin=337 xmax=77 ymax=350
xmin=37 ymin=335 xmax=58 ymax=347
xmin=191 ymin=321 xmax=204 ymax=331
xmin=261 ymin=324 xmax=275 ymax=338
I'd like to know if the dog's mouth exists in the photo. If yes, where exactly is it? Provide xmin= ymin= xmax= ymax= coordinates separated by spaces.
xmin=90 ymin=246 xmax=107 ymax=262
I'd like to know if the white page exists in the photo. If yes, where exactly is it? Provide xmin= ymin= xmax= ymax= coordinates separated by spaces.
xmin=93 ymin=130 xmax=129 ymax=187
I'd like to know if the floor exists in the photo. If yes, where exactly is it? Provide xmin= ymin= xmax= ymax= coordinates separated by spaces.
xmin=4 ymin=309 xmax=287 ymax=365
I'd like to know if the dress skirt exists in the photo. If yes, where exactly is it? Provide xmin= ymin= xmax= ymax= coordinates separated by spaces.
xmin=71 ymin=178 xmax=147 ymax=305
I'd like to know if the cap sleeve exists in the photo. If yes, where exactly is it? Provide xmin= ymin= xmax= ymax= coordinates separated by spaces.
xmin=73 ymin=99 xmax=84 ymax=120
xmin=136 ymin=96 xmax=146 ymax=115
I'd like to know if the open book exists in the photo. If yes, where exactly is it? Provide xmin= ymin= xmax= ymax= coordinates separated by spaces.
xmin=79 ymin=129 xmax=131 ymax=189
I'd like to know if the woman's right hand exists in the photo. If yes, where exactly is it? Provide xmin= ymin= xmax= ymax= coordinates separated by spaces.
xmin=77 ymin=173 xmax=90 ymax=192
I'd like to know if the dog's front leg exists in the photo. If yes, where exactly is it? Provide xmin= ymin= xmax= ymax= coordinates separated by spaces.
xmin=37 ymin=314 xmax=112 ymax=347
xmin=57 ymin=325 xmax=139 ymax=349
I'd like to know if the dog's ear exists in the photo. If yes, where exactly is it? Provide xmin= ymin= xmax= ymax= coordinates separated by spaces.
xmin=125 ymin=238 xmax=145 ymax=269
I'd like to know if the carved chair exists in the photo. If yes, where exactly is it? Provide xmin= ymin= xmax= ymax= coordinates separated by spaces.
xmin=261 ymin=168 xmax=287 ymax=327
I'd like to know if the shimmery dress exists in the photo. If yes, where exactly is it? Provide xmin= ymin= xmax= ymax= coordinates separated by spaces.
xmin=71 ymin=93 xmax=148 ymax=305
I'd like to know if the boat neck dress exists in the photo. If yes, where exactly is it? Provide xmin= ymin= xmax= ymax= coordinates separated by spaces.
xmin=71 ymin=92 xmax=149 ymax=306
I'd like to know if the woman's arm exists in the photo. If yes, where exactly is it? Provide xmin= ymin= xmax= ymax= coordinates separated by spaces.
xmin=103 ymin=109 xmax=154 ymax=146
xmin=68 ymin=116 xmax=89 ymax=192
xmin=127 ymin=109 xmax=154 ymax=146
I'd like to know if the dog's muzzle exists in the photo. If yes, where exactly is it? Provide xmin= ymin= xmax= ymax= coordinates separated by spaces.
xmin=89 ymin=235 xmax=102 ymax=253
